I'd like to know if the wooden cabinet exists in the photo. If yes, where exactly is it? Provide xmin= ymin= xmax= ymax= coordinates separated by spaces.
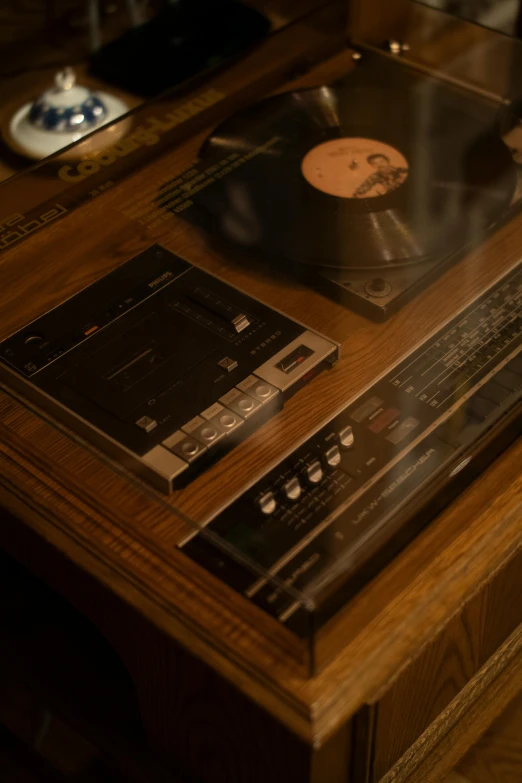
xmin=0 ymin=4 xmax=520 ymax=783
xmin=366 ymin=551 xmax=522 ymax=781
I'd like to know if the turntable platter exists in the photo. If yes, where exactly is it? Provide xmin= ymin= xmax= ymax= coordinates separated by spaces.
xmin=194 ymin=86 xmax=517 ymax=270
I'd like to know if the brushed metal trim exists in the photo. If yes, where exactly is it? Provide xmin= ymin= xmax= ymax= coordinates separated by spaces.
xmin=254 ymin=331 xmax=338 ymax=391
xmin=142 ymin=445 xmax=188 ymax=481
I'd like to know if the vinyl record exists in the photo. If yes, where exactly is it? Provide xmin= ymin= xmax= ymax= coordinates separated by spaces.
xmin=195 ymin=86 xmax=517 ymax=270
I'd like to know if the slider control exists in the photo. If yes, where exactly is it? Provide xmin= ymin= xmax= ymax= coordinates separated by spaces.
xmin=189 ymin=288 xmax=251 ymax=333
xmin=232 ymin=314 xmax=251 ymax=333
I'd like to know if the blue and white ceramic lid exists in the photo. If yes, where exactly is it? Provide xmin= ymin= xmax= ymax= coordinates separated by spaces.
xmin=28 ymin=67 xmax=108 ymax=132
xmin=7 ymin=67 xmax=129 ymax=160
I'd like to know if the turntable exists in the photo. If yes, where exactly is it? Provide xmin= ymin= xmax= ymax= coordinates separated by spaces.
xmin=175 ymin=50 xmax=522 ymax=319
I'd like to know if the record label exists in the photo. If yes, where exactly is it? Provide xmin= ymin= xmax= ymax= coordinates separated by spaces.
xmin=301 ymin=138 xmax=409 ymax=199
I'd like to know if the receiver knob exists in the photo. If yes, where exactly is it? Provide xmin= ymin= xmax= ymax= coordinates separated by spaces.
xmin=284 ymin=476 xmax=302 ymax=501
xmin=24 ymin=332 xmax=44 ymax=346
xmin=258 ymin=491 xmax=277 ymax=515
xmin=324 ymin=445 xmax=341 ymax=468
xmin=339 ymin=425 xmax=354 ymax=449
xmin=305 ymin=460 xmax=323 ymax=485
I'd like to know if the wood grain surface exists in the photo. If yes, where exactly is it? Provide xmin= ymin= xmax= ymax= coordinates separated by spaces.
xmin=0 ymin=7 xmax=520 ymax=781
xmin=458 ymin=692 xmax=522 ymax=783
xmin=376 ymin=623 xmax=522 ymax=783
xmin=446 ymin=775 xmax=472 ymax=783
xmin=371 ymin=550 xmax=522 ymax=779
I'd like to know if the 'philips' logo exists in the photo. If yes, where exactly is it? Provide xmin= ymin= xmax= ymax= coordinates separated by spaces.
xmin=148 ymin=271 xmax=173 ymax=289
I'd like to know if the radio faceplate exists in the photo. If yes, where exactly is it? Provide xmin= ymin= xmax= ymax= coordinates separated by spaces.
xmin=181 ymin=263 xmax=522 ymax=634
xmin=0 ymin=245 xmax=338 ymax=492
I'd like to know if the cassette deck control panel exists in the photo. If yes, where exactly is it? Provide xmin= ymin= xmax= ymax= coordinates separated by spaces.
xmin=0 ymin=245 xmax=339 ymax=492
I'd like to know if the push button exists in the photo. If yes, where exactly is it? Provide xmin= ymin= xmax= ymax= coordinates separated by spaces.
xmin=236 ymin=375 xmax=279 ymax=405
xmin=213 ymin=409 xmax=244 ymax=435
xmin=181 ymin=415 xmax=226 ymax=447
xmin=181 ymin=440 xmax=200 ymax=457
xmin=199 ymin=425 xmax=220 ymax=443
xmin=324 ymin=445 xmax=341 ymax=468
xmin=284 ymin=477 xmax=302 ymax=501
xmin=135 ymin=415 xmax=157 ymax=433
xmin=162 ymin=431 xmax=207 ymax=463
xmin=219 ymin=388 xmax=263 ymax=419
xmin=218 ymin=357 xmax=238 ymax=372
xmin=201 ymin=402 xmax=244 ymax=435
xmin=255 ymin=383 xmax=274 ymax=400
xmin=219 ymin=412 xmax=238 ymax=429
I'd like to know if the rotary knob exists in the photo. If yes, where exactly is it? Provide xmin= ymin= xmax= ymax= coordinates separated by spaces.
xmin=258 ymin=491 xmax=277 ymax=515
xmin=24 ymin=332 xmax=44 ymax=346
xmin=283 ymin=476 xmax=302 ymax=502
xmin=324 ymin=445 xmax=341 ymax=468
xmin=370 ymin=278 xmax=386 ymax=292
xmin=339 ymin=425 xmax=354 ymax=449
xmin=304 ymin=460 xmax=323 ymax=485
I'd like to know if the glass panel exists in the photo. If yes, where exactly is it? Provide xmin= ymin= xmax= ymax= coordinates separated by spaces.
xmin=0 ymin=1 xmax=521 ymax=674
xmin=420 ymin=0 xmax=520 ymax=36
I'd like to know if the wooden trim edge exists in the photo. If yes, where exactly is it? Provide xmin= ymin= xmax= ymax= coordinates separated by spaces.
xmin=378 ymin=622 xmax=522 ymax=783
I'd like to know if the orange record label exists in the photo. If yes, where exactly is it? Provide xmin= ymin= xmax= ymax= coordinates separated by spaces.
xmin=301 ymin=138 xmax=409 ymax=199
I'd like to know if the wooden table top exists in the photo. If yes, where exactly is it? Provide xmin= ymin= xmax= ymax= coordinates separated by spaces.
xmin=0 ymin=6 xmax=520 ymax=747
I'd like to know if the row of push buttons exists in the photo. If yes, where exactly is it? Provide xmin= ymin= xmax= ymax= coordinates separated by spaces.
xmin=160 ymin=375 xmax=280 ymax=465
xmin=257 ymin=425 xmax=354 ymax=514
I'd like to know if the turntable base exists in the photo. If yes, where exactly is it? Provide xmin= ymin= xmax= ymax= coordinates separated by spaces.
xmin=0 ymin=5 xmax=521 ymax=783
